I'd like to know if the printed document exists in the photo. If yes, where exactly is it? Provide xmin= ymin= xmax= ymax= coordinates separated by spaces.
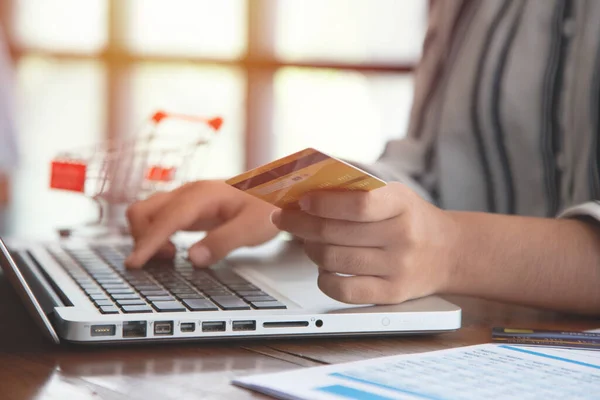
xmin=233 ymin=343 xmax=600 ymax=400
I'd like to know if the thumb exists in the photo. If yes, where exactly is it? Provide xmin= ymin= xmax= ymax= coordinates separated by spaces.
xmin=187 ymin=211 xmax=278 ymax=266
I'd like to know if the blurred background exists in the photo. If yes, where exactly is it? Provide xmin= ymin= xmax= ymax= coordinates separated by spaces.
xmin=0 ymin=0 xmax=427 ymax=239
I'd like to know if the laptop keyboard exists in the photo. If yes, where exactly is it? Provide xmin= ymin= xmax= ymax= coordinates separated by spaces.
xmin=48 ymin=244 xmax=287 ymax=314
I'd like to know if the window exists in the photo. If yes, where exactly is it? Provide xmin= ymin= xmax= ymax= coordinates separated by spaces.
xmin=275 ymin=0 xmax=426 ymax=64
xmin=2 ymin=0 xmax=427 ymax=236
xmin=274 ymin=68 xmax=414 ymax=164
xmin=124 ymin=0 xmax=247 ymax=58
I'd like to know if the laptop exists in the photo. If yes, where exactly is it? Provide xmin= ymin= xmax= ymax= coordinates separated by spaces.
xmin=0 ymin=235 xmax=461 ymax=344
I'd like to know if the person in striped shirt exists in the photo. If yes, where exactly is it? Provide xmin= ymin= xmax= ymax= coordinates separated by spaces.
xmin=125 ymin=0 xmax=600 ymax=316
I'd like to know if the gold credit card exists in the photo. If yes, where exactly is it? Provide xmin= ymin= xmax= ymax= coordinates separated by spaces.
xmin=225 ymin=148 xmax=387 ymax=209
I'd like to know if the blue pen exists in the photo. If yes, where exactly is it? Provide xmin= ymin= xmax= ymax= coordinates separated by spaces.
xmin=492 ymin=327 xmax=600 ymax=350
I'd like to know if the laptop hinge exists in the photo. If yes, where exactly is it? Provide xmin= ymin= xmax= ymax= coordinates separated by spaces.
xmin=0 ymin=238 xmax=61 ymax=344
xmin=25 ymin=250 xmax=73 ymax=307
xmin=13 ymin=251 xmax=66 ymax=312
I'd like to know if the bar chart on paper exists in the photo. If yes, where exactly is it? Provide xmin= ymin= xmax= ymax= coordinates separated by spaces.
xmin=233 ymin=344 xmax=600 ymax=400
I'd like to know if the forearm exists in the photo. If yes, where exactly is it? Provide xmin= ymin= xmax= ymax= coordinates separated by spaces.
xmin=445 ymin=211 xmax=600 ymax=315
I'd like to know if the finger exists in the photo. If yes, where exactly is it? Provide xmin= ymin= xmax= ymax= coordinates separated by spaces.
xmin=125 ymin=186 xmax=221 ymax=268
xmin=304 ymin=242 xmax=390 ymax=276
xmin=126 ymin=192 xmax=178 ymax=267
xmin=317 ymin=271 xmax=402 ymax=304
xmin=300 ymin=182 xmax=412 ymax=222
xmin=154 ymin=242 xmax=177 ymax=259
xmin=126 ymin=191 xmax=173 ymax=241
xmin=188 ymin=206 xmax=277 ymax=266
xmin=272 ymin=210 xmax=397 ymax=247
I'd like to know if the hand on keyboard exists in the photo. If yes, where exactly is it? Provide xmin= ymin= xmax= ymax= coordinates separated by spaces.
xmin=54 ymin=244 xmax=287 ymax=313
xmin=125 ymin=180 xmax=278 ymax=268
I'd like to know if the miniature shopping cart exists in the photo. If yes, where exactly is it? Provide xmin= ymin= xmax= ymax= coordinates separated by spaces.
xmin=49 ymin=110 xmax=223 ymax=238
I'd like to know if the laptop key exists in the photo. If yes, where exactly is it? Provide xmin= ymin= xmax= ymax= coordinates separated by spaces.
xmin=111 ymin=294 xmax=142 ymax=300
xmin=121 ymin=275 xmax=149 ymax=282
xmin=140 ymin=290 xmax=170 ymax=297
xmin=131 ymin=284 xmax=161 ymax=291
xmin=75 ymin=278 xmax=95 ymax=285
xmin=171 ymin=288 xmax=196 ymax=295
xmin=80 ymin=283 xmax=99 ymax=290
xmin=195 ymin=285 xmax=224 ymax=293
xmin=210 ymin=296 xmax=251 ymax=310
xmin=96 ymin=279 xmax=125 ymax=285
xmin=100 ymin=283 xmax=130 ymax=290
xmin=204 ymin=289 xmax=231 ymax=296
xmin=89 ymin=294 xmax=110 ymax=301
xmin=146 ymin=296 xmax=175 ymax=302
xmin=91 ymin=273 xmax=119 ymax=279
xmin=210 ymin=269 xmax=246 ymax=282
xmin=157 ymin=281 xmax=179 ymax=287
xmin=121 ymin=271 xmax=148 ymax=278
xmin=182 ymin=299 xmax=218 ymax=311
xmin=193 ymin=279 xmax=218 ymax=284
xmin=165 ymin=283 xmax=192 ymax=290
xmin=121 ymin=305 xmax=153 ymax=313
xmin=84 ymin=289 xmax=105 ymax=296
xmin=152 ymin=301 xmax=186 ymax=312
xmin=228 ymin=284 xmax=259 ymax=291
xmin=236 ymin=290 xmax=267 ymax=297
xmin=243 ymin=295 xmax=277 ymax=303
xmin=189 ymin=280 xmax=214 ymax=287
xmin=250 ymin=301 xmax=287 ymax=310
xmin=117 ymin=299 xmax=147 ymax=306
xmin=94 ymin=300 xmax=114 ymax=307
xmin=177 ymin=294 xmax=205 ymax=300
xmin=105 ymin=288 xmax=136 ymax=295
xmin=99 ymin=306 xmax=120 ymax=314
xmin=94 ymin=274 xmax=121 ymax=279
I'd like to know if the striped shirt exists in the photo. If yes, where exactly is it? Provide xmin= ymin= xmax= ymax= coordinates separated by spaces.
xmin=362 ymin=0 xmax=600 ymax=222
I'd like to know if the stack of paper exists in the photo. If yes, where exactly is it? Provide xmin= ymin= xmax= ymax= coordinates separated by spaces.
xmin=233 ymin=343 xmax=600 ymax=400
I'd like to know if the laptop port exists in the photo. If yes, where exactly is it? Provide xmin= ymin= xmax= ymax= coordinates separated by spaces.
xmin=154 ymin=321 xmax=173 ymax=336
xmin=180 ymin=322 xmax=196 ymax=333
xmin=123 ymin=321 xmax=147 ymax=338
xmin=202 ymin=321 xmax=226 ymax=332
xmin=263 ymin=321 xmax=309 ymax=328
xmin=232 ymin=320 xmax=256 ymax=331
xmin=90 ymin=324 xmax=116 ymax=337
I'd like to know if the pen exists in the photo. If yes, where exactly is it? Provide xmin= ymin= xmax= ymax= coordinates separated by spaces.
xmin=491 ymin=327 xmax=600 ymax=350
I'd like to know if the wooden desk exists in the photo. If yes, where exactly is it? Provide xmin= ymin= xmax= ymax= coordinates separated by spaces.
xmin=1 ymin=271 xmax=598 ymax=400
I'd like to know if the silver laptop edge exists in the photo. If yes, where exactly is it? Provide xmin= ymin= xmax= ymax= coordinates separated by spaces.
xmin=0 ymin=237 xmax=60 ymax=344
xmin=0 ymin=237 xmax=461 ymax=344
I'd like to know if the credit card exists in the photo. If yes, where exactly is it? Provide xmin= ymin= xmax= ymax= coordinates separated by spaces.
xmin=225 ymin=148 xmax=386 ymax=209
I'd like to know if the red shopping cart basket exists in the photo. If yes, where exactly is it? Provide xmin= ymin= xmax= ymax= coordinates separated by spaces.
xmin=50 ymin=110 xmax=223 ymax=237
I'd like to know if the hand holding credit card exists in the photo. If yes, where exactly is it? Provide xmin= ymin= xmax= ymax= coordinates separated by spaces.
xmin=223 ymin=148 xmax=454 ymax=306
xmin=225 ymin=148 xmax=386 ymax=209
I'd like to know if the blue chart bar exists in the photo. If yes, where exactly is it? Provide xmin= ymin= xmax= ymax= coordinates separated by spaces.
xmin=329 ymin=373 xmax=442 ymax=400
xmin=317 ymin=384 xmax=395 ymax=400
xmin=500 ymin=345 xmax=600 ymax=370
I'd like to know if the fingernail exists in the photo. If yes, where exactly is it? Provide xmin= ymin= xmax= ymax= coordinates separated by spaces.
xmin=299 ymin=197 xmax=311 ymax=211
xmin=270 ymin=210 xmax=282 ymax=226
xmin=189 ymin=246 xmax=212 ymax=266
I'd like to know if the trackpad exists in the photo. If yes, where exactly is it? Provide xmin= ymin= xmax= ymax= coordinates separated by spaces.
xmin=229 ymin=243 xmax=352 ymax=310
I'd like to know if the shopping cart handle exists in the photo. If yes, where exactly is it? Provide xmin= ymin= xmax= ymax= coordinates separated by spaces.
xmin=207 ymin=117 xmax=223 ymax=131
xmin=151 ymin=111 xmax=168 ymax=123
xmin=151 ymin=110 xmax=223 ymax=131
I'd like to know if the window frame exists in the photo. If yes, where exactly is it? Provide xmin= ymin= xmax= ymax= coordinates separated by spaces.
xmin=2 ymin=0 xmax=421 ymax=170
